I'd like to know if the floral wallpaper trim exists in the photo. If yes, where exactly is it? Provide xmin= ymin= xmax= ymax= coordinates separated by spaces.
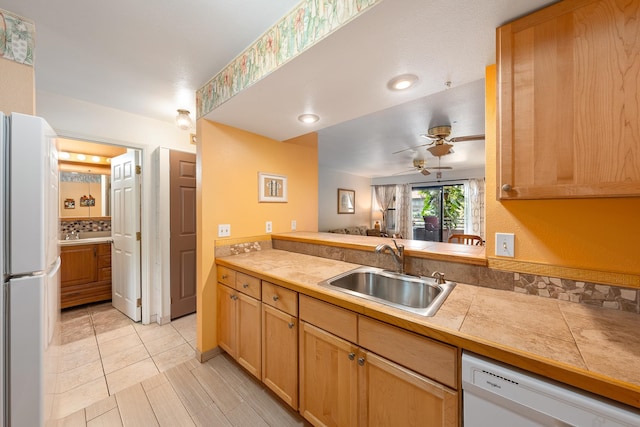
xmin=0 ymin=9 xmax=35 ymax=66
xmin=196 ymin=0 xmax=382 ymax=118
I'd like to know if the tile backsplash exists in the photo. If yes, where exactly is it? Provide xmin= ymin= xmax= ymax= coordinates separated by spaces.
xmin=60 ymin=219 xmax=111 ymax=234
xmin=271 ymin=239 xmax=640 ymax=315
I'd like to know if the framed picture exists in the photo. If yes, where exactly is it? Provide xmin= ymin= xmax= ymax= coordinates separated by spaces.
xmin=337 ymin=188 xmax=355 ymax=214
xmin=258 ymin=172 xmax=288 ymax=202
xmin=64 ymin=198 xmax=75 ymax=209
xmin=79 ymin=195 xmax=95 ymax=207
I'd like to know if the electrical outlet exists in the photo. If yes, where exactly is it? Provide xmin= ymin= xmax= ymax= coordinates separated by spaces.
xmin=291 ymin=220 xmax=297 ymax=231
xmin=266 ymin=221 xmax=272 ymax=233
xmin=495 ymin=233 xmax=515 ymax=257
xmin=218 ymin=224 xmax=231 ymax=237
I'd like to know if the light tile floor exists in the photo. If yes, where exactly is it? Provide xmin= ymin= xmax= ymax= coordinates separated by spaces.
xmin=55 ymin=302 xmax=307 ymax=426
xmin=55 ymin=302 xmax=198 ymax=419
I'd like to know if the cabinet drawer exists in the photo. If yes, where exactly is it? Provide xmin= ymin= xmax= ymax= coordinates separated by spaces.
xmin=262 ymin=281 xmax=297 ymax=316
xmin=98 ymin=267 xmax=111 ymax=282
xmin=98 ymin=243 xmax=111 ymax=256
xmin=299 ymin=295 xmax=357 ymax=343
xmin=236 ymin=272 xmax=261 ymax=299
xmin=358 ymin=316 xmax=457 ymax=389
xmin=217 ymin=266 xmax=236 ymax=287
xmin=97 ymin=254 xmax=111 ymax=268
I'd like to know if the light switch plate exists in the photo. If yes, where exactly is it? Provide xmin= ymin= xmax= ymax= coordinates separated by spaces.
xmin=218 ymin=224 xmax=231 ymax=237
xmin=266 ymin=221 xmax=272 ymax=233
xmin=495 ymin=233 xmax=515 ymax=257
xmin=291 ymin=220 xmax=297 ymax=231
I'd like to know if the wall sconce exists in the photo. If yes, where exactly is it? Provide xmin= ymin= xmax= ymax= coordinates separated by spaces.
xmin=176 ymin=109 xmax=192 ymax=130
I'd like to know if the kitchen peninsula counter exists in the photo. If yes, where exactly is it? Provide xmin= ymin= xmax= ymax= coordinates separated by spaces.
xmin=216 ymin=248 xmax=640 ymax=410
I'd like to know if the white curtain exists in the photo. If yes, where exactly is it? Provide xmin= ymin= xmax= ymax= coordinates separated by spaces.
xmin=464 ymin=178 xmax=485 ymax=240
xmin=395 ymin=184 xmax=412 ymax=238
xmin=373 ymin=185 xmax=396 ymax=231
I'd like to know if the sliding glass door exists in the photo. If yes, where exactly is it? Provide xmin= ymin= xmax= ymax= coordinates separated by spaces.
xmin=411 ymin=184 xmax=465 ymax=242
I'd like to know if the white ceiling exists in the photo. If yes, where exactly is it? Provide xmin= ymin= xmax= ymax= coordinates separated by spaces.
xmin=3 ymin=0 xmax=557 ymax=178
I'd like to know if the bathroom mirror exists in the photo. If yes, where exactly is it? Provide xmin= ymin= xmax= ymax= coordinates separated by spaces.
xmin=59 ymin=172 xmax=111 ymax=218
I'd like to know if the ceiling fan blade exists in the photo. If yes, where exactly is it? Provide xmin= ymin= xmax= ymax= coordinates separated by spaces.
xmin=420 ymin=168 xmax=431 ymax=176
xmin=419 ymin=133 xmax=440 ymax=140
xmin=392 ymin=168 xmax=416 ymax=176
xmin=426 ymin=166 xmax=453 ymax=170
xmin=449 ymin=134 xmax=485 ymax=143
xmin=392 ymin=143 xmax=429 ymax=155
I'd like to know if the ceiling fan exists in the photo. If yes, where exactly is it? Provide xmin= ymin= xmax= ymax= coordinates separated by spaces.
xmin=392 ymin=125 xmax=485 ymax=157
xmin=393 ymin=158 xmax=452 ymax=176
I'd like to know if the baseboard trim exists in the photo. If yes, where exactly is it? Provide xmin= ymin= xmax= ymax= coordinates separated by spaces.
xmin=197 ymin=346 xmax=222 ymax=363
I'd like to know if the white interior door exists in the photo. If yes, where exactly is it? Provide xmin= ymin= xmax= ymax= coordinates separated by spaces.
xmin=111 ymin=150 xmax=141 ymax=321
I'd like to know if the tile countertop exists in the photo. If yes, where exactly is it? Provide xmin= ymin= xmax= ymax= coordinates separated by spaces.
xmin=216 ymin=248 xmax=640 ymax=410
xmin=59 ymin=236 xmax=113 ymax=246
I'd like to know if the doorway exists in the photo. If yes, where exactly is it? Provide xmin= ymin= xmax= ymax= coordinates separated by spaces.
xmin=58 ymin=138 xmax=143 ymax=321
xmin=412 ymin=184 xmax=465 ymax=242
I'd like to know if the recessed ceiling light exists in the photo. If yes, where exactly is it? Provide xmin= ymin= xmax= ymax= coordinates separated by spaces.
xmin=298 ymin=113 xmax=319 ymax=124
xmin=59 ymin=151 xmax=70 ymax=159
xmin=76 ymin=154 xmax=86 ymax=161
xmin=92 ymin=156 xmax=101 ymax=162
xmin=387 ymin=74 xmax=418 ymax=91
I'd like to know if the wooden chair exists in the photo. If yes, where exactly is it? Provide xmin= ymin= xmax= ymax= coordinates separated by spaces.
xmin=448 ymin=234 xmax=484 ymax=246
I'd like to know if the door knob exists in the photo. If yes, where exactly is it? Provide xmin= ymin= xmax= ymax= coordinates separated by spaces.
xmin=348 ymin=352 xmax=355 ymax=361
xmin=501 ymin=184 xmax=512 ymax=192
xmin=357 ymin=357 xmax=365 ymax=366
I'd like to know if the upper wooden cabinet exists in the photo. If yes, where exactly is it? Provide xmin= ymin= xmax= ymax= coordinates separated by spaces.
xmin=497 ymin=0 xmax=640 ymax=199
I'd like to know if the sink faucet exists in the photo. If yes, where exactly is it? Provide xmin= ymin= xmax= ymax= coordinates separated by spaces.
xmin=375 ymin=239 xmax=405 ymax=274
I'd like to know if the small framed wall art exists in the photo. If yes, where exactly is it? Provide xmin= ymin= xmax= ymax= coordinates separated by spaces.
xmin=337 ymin=188 xmax=355 ymax=214
xmin=258 ymin=172 xmax=288 ymax=202
xmin=64 ymin=198 xmax=75 ymax=209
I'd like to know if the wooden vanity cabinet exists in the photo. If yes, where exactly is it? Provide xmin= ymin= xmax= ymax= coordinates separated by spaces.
xmin=216 ymin=270 xmax=262 ymax=379
xmin=60 ymin=243 xmax=112 ymax=309
xmin=298 ymin=295 xmax=459 ymax=427
xmin=497 ymin=0 xmax=640 ymax=199
xmin=261 ymin=281 xmax=299 ymax=409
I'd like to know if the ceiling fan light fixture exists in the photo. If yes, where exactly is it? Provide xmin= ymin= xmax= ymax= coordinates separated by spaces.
xmin=298 ymin=113 xmax=319 ymax=124
xmin=427 ymin=143 xmax=454 ymax=157
xmin=387 ymin=74 xmax=418 ymax=91
xmin=176 ymin=109 xmax=192 ymax=130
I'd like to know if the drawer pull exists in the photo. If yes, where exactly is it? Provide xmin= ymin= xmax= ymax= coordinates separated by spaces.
xmin=288 ymin=322 xmax=295 ymax=329
xmin=348 ymin=352 xmax=355 ymax=361
xmin=242 ymin=283 xmax=249 ymax=288
xmin=357 ymin=357 xmax=365 ymax=366
xmin=272 ymin=295 xmax=279 ymax=301
xmin=222 ymin=274 xmax=228 ymax=279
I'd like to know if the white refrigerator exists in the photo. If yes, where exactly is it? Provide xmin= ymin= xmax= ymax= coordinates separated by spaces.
xmin=1 ymin=112 xmax=61 ymax=426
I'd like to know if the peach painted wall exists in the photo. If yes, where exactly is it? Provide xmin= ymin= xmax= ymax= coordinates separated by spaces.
xmin=485 ymin=65 xmax=640 ymax=275
xmin=196 ymin=119 xmax=319 ymax=353
xmin=0 ymin=58 xmax=34 ymax=114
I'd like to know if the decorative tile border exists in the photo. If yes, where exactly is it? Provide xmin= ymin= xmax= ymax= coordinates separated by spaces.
xmin=196 ymin=0 xmax=381 ymax=118
xmin=214 ymin=237 xmax=272 ymax=258
xmin=60 ymin=171 xmax=102 ymax=183
xmin=0 ymin=9 xmax=35 ymax=66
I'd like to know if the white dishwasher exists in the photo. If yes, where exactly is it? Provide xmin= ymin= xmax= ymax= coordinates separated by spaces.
xmin=462 ymin=352 xmax=640 ymax=427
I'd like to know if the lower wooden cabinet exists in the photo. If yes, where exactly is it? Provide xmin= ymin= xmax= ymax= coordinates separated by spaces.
xmin=60 ymin=243 xmax=112 ymax=309
xmin=216 ymin=282 xmax=261 ymax=379
xmin=361 ymin=351 xmax=458 ymax=427
xmin=262 ymin=304 xmax=298 ymax=409
xmin=299 ymin=297 xmax=459 ymax=427
xmin=299 ymin=321 xmax=359 ymax=427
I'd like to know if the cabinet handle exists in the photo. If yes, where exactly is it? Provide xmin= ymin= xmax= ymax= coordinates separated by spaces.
xmin=94 ymin=247 xmax=97 ymax=257
xmin=288 ymin=322 xmax=295 ymax=329
xmin=348 ymin=352 xmax=355 ymax=361
xmin=222 ymin=274 xmax=228 ymax=279
xmin=242 ymin=283 xmax=249 ymax=288
xmin=229 ymin=294 xmax=234 ymax=300
xmin=272 ymin=295 xmax=279 ymax=301
xmin=501 ymin=184 xmax=512 ymax=192
xmin=357 ymin=357 xmax=365 ymax=366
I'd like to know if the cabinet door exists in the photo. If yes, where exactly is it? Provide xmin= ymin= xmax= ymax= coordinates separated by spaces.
xmin=299 ymin=321 xmax=358 ymax=427
xmin=60 ymin=245 xmax=97 ymax=286
xmin=217 ymin=283 xmax=237 ymax=358
xmin=359 ymin=351 xmax=458 ymax=427
xmin=262 ymin=304 xmax=298 ymax=409
xmin=236 ymin=292 xmax=261 ymax=379
xmin=497 ymin=0 xmax=640 ymax=199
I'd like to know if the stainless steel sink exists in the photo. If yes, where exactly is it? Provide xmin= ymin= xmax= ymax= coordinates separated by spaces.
xmin=319 ymin=266 xmax=455 ymax=316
